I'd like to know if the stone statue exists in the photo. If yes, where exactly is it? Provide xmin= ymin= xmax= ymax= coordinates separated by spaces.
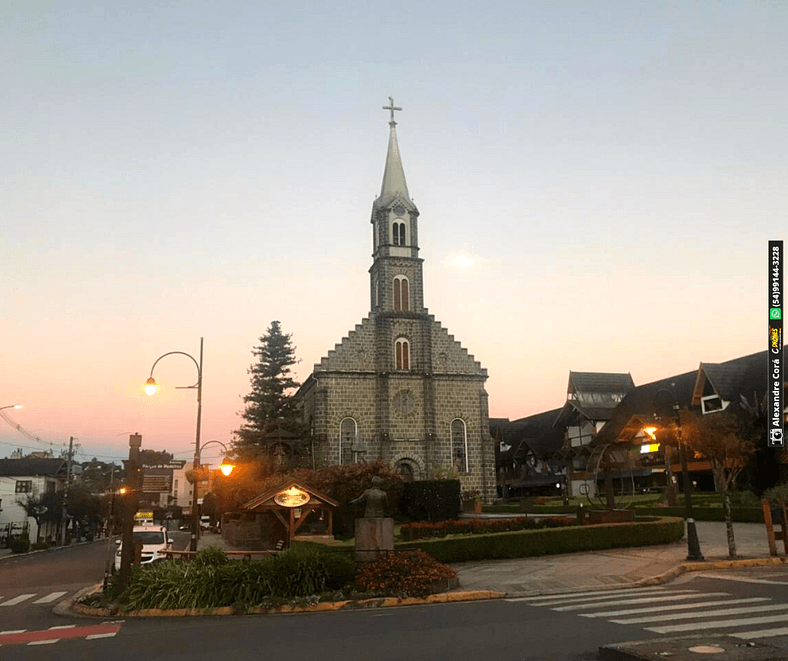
xmin=351 ymin=476 xmax=389 ymax=518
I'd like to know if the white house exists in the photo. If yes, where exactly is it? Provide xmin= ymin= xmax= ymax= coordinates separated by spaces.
xmin=0 ymin=458 xmax=67 ymax=544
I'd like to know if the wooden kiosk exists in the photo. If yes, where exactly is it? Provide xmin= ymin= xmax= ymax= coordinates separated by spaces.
xmin=242 ymin=480 xmax=338 ymax=548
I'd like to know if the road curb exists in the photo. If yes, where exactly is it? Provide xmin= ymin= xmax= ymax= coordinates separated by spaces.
xmin=637 ymin=555 xmax=788 ymax=587
xmin=70 ymin=589 xmax=504 ymax=618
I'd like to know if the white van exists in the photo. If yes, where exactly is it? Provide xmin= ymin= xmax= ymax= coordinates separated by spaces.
xmin=114 ymin=525 xmax=172 ymax=571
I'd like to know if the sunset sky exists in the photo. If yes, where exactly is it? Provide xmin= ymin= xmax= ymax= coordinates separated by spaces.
xmin=2 ymin=1 xmax=785 ymax=466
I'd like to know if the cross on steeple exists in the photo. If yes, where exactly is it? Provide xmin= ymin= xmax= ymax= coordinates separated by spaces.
xmin=382 ymin=96 xmax=402 ymax=126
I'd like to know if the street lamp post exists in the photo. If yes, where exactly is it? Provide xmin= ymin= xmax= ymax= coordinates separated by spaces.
xmin=196 ymin=440 xmax=234 ymax=532
xmin=145 ymin=338 xmax=203 ymax=552
xmin=655 ymin=386 xmax=704 ymax=562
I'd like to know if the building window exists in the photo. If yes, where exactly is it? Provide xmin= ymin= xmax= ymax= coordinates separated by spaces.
xmin=451 ymin=419 xmax=468 ymax=473
xmin=15 ymin=480 xmax=33 ymax=494
xmin=397 ymin=461 xmax=414 ymax=482
xmin=395 ymin=338 xmax=410 ymax=370
xmin=340 ymin=417 xmax=357 ymax=465
xmin=393 ymin=276 xmax=409 ymax=312
xmin=392 ymin=221 xmax=406 ymax=246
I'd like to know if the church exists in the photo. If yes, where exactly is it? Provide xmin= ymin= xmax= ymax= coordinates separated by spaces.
xmin=297 ymin=100 xmax=496 ymax=503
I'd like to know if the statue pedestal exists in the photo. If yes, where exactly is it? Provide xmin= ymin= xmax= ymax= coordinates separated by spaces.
xmin=354 ymin=518 xmax=394 ymax=562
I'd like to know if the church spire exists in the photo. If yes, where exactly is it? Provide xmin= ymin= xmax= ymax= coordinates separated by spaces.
xmin=376 ymin=97 xmax=415 ymax=211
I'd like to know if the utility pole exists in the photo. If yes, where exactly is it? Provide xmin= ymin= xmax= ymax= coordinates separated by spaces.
xmin=59 ymin=436 xmax=74 ymax=546
xmin=118 ymin=433 xmax=142 ymax=591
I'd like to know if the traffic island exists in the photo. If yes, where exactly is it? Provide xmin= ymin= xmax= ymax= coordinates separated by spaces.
xmin=599 ymin=634 xmax=787 ymax=661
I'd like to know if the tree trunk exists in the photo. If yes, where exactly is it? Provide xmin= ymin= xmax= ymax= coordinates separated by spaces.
xmin=724 ymin=493 xmax=736 ymax=558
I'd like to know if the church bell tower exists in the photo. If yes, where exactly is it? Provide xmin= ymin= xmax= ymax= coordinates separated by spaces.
xmin=369 ymin=97 xmax=424 ymax=317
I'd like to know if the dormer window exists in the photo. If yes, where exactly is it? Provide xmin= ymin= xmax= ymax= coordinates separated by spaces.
xmin=701 ymin=394 xmax=728 ymax=414
xmin=395 ymin=338 xmax=410 ymax=370
xmin=393 ymin=276 xmax=409 ymax=312
xmin=392 ymin=221 xmax=406 ymax=246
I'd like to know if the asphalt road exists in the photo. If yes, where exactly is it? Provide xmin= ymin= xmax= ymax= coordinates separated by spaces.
xmin=5 ymin=544 xmax=788 ymax=660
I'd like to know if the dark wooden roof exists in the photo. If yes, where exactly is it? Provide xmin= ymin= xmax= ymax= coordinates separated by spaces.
xmin=568 ymin=371 xmax=635 ymax=394
xmin=242 ymin=479 xmax=338 ymax=511
xmin=595 ymin=370 xmax=698 ymax=444
xmin=693 ymin=348 xmax=785 ymax=408
xmin=492 ymin=408 xmax=564 ymax=460
xmin=0 ymin=458 xmax=67 ymax=478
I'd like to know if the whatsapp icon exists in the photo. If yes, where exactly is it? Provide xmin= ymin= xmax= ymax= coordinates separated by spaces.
xmin=772 ymin=308 xmax=782 ymax=320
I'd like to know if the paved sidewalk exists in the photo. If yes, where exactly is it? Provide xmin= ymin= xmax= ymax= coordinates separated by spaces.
xmin=451 ymin=520 xmax=784 ymax=596
xmin=197 ymin=521 xmax=786 ymax=598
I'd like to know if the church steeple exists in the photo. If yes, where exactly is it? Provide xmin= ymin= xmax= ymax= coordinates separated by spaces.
xmin=376 ymin=98 xmax=415 ymax=211
xmin=369 ymin=97 xmax=423 ymax=314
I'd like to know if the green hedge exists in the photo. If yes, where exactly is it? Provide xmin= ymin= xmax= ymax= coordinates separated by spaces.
xmin=395 ymin=517 xmax=685 ymax=563
xmin=636 ymin=507 xmax=764 ymax=523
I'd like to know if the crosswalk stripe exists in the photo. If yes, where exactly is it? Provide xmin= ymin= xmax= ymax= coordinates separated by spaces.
xmin=731 ymin=626 xmax=788 ymax=639
xmin=696 ymin=573 xmax=788 ymax=587
xmin=647 ymin=612 xmax=788 ymax=634
xmin=33 ymin=592 xmax=68 ymax=604
xmin=529 ymin=589 xmax=689 ymax=608
xmin=581 ymin=597 xmax=770 ymax=618
xmin=508 ymin=586 xmax=670 ymax=604
xmin=0 ymin=630 xmax=26 ymax=635
xmin=612 ymin=602 xmax=788 ymax=625
xmin=46 ymin=625 xmax=76 ymax=630
xmin=28 ymin=639 xmax=59 ymax=645
xmin=552 ymin=592 xmax=729 ymax=611
xmin=0 ymin=594 xmax=36 ymax=606
xmin=86 ymin=633 xmax=117 ymax=640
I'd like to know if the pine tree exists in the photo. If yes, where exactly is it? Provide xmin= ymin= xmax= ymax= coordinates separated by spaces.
xmin=234 ymin=321 xmax=306 ymax=461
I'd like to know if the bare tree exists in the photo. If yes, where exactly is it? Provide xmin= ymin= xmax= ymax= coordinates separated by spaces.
xmin=680 ymin=409 xmax=756 ymax=557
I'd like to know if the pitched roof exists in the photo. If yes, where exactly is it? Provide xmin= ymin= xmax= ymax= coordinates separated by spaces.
xmin=595 ymin=370 xmax=698 ymax=444
xmin=0 ymin=458 xmax=67 ymax=478
xmin=693 ymin=348 xmax=784 ymax=407
xmin=242 ymin=479 xmax=338 ymax=511
xmin=373 ymin=123 xmax=417 ymax=212
xmin=568 ymin=371 xmax=634 ymax=395
xmin=492 ymin=408 xmax=564 ymax=460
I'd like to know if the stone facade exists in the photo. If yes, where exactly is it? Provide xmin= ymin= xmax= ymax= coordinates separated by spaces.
xmin=297 ymin=114 xmax=495 ymax=503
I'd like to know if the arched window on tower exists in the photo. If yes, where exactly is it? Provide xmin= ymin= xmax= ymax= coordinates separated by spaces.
xmin=339 ymin=417 xmax=357 ymax=465
xmin=393 ymin=276 xmax=409 ymax=312
xmin=451 ymin=419 xmax=468 ymax=474
xmin=395 ymin=338 xmax=410 ymax=370
xmin=392 ymin=221 xmax=406 ymax=246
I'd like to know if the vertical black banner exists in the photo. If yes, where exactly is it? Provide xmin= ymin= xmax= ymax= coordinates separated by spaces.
xmin=769 ymin=240 xmax=784 ymax=447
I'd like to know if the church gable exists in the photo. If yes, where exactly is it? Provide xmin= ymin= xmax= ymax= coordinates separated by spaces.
xmin=315 ymin=317 xmax=376 ymax=373
xmin=430 ymin=317 xmax=487 ymax=377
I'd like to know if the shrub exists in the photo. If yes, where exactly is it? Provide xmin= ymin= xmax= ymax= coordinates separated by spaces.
xmin=763 ymin=483 xmax=788 ymax=505
xmin=400 ymin=516 xmax=577 ymax=540
xmin=193 ymin=545 xmax=227 ymax=567
xmin=30 ymin=541 xmax=50 ymax=551
xmin=396 ymin=517 xmax=685 ymax=563
xmin=355 ymin=550 xmax=456 ymax=597
xmin=10 ymin=533 xmax=30 ymax=554
xmin=400 ymin=480 xmax=461 ymax=522
xmin=117 ymin=543 xmax=356 ymax=611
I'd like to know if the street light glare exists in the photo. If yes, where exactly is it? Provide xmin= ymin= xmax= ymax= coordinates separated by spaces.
xmin=144 ymin=377 xmax=158 ymax=396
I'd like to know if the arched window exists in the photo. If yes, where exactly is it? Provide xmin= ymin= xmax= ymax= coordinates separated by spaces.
xmin=392 ymin=221 xmax=406 ymax=246
xmin=451 ymin=419 xmax=468 ymax=473
xmin=393 ymin=276 xmax=409 ymax=312
xmin=339 ymin=418 xmax=357 ymax=465
xmin=397 ymin=461 xmax=414 ymax=482
xmin=395 ymin=338 xmax=410 ymax=370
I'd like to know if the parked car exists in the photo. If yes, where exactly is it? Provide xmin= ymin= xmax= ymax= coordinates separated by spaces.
xmin=114 ymin=525 xmax=172 ymax=571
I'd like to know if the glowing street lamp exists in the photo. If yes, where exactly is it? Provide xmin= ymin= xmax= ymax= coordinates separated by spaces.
xmin=0 ymin=404 xmax=23 ymax=412
xmin=145 ymin=338 xmax=203 ymax=551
